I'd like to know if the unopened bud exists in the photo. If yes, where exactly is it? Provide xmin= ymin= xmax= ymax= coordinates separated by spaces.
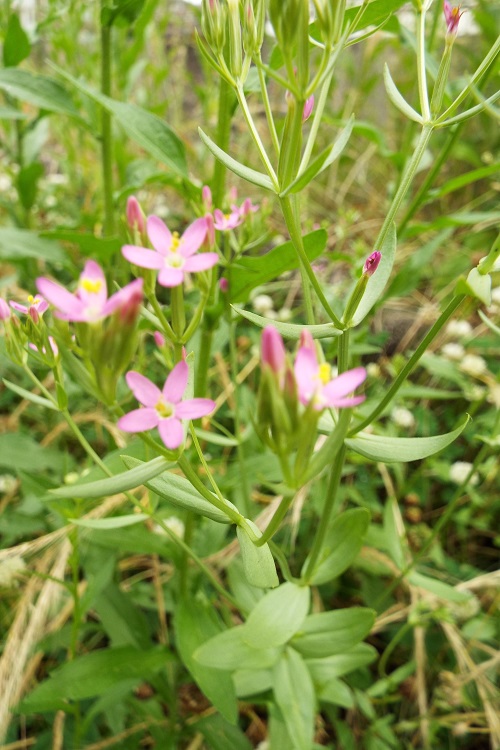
xmin=202 ymin=185 xmax=213 ymax=212
xmin=126 ymin=196 xmax=145 ymax=235
xmin=154 ymin=331 xmax=166 ymax=348
xmin=443 ymin=1 xmax=464 ymax=36
xmin=219 ymin=277 xmax=229 ymax=293
xmin=302 ymin=95 xmax=314 ymax=122
xmin=261 ymin=326 xmax=286 ymax=377
xmin=0 ymin=298 xmax=10 ymax=320
xmin=363 ymin=251 xmax=382 ymax=277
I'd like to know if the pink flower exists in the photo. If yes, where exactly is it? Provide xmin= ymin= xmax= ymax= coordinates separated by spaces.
xmin=219 ymin=277 xmax=229 ymax=293
xmin=213 ymin=209 xmax=243 ymax=231
xmin=36 ymin=261 xmax=143 ymax=323
xmin=202 ymin=185 xmax=213 ymax=212
xmin=0 ymin=298 xmax=11 ymax=320
xmin=294 ymin=346 xmax=366 ymax=411
xmin=363 ymin=251 xmax=382 ymax=277
xmin=126 ymin=196 xmax=145 ymax=234
xmin=443 ymin=1 xmax=464 ymax=35
xmin=302 ymin=95 xmax=314 ymax=122
xmin=122 ymin=216 xmax=218 ymax=288
xmin=232 ymin=197 xmax=259 ymax=218
xmin=261 ymin=326 xmax=286 ymax=378
xmin=117 ymin=363 xmax=216 ymax=450
xmin=10 ymin=295 xmax=49 ymax=323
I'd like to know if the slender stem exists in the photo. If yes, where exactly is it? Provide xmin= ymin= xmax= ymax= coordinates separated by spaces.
xmin=171 ymin=285 xmax=186 ymax=361
xmin=177 ymin=454 xmax=243 ymax=525
xmin=147 ymin=294 xmax=175 ymax=340
xmin=100 ymin=15 xmax=115 ymax=236
xmin=194 ymin=325 xmax=214 ymax=397
xmin=299 ymin=55 xmax=333 ymax=174
xmin=235 ymin=84 xmax=279 ymax=189
xmin=416 ymin=5 xmax=431 ymax=121
xmin=301 ymin=444 xmax=347 ymax=583
xmin=255 ymin=494 xmax=296 ymax=547
xmin=351 ymin=294 xmax=465 ymax=434
xmin=337 ymin=329 xmax=350 ymax=374
xmin=256 ymin=55 xmax=280 ymax=157
xmin=212 ymin=78 xmax=233 ymax=207
xmin=228 ymin=305 xmax=252 ymax=517
xmin=63 ymin=408 xmax=111 ymax=474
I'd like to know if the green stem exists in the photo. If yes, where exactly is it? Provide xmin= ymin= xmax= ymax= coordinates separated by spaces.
xmin=147 ymin=293 xmax=175 ymax=341
xmin=212 ymin=78 xmax=233 ymax=207
xmin=194 ymin=325 xmax=214 ymax=397
xmin=257 ymin=55 xmax=280 ymax=157
xmin=228 ymin=305 xmax=252 ymax=517
xmin=301 ymin=443 xmax=347 ymax=583
xmin=416 ymin=5 xmax=431 ymax=121
xmin=235 ymin=83 xmax=279 ymax=189
xmin=255 ymin=493 xmax=296 ymax=547
xmin=100 ymin=15 xmax=115 ymax=236
xmin=350 ymin=294 xmax=465 ymax=434
xmin=171 ymin=285 xmax=186 ymax=361
xmin=337 ymin=329 xmax=350 ymax=374
xmin=177 ymin=454 xmax=243 ymax=526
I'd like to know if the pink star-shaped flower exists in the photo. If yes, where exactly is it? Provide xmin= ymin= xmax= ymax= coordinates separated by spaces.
xmin=213 ymin=209 xmax=243 ymax=232
xmin=122 ymin=215 xmax=218 ymax=288
xmin=294 ymin=346 xmax=366 ymax=411
xmin=10 ymin=295 xmax=49 ymax=323
xmin=117 ymin=362 xmax=216 ymax=450
xmin=36 ymin=261 xmax=143 ymax=324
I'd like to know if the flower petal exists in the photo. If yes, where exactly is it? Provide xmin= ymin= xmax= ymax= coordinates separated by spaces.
xmin=36 ymin=277 xmax=85 ymax=318
xmin=103 ymin=278 xmax=143 ymax=318
xmin=117 ymin=408 xmax=159 ymax=432
xmin=294 ymin=347 xmax=320 ymax=404
xmin=79 ymin=260 xmax=108 ymax=310
xmin=180 ymin=217 xmax=208 ymax=257
xmin=147 ymin=215 xmax=171 ymax=255
xmin=326 ymin=395 xmax=365 ymax=408
xmin=9 ymin=301 xmax=29 ymax=314
xmin=122 ymin=245 xmax=164 ymax=269
xmin=163 ymin=360 xmax=188 ymax=403
xmin=158 ymin=267 xmax=184 ymax=287
xmin=176 ymin=398 xmax=215 ymax=420
xmin=322 ymin=367 xmax=367 ymax=401
xmin=125 ymin=371 xmax=162 ymax=407
xmin=158 ymin=418 xmax=184 ymax=450
xmin=183 ymin=253 xmax=219 ymax=273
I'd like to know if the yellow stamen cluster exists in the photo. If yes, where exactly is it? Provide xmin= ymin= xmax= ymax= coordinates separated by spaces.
xmin=28 ymin=295 xmax=40 ymax=305
xmin=81 ymin=278 xmax=103 ymax=294
xmin=318 ymin=363 xmax=331 ymax=385
xmin=155 ymin=398 xmax=174 ymax=418
xmin=170 ymin=232 xmax=182 ymax=252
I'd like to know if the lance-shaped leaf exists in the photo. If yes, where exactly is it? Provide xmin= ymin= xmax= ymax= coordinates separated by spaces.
xmin=233 ymin=307 xmax=342 ymax=340
xmin=194 ymin=625 xmax=281 ymax=671
xmin=350 ymin=222 xmax=397 ymax=326
xmin=292 ymin=608 xmax=375 ymax=659
xmin=122 ymin=456 xmax=235 ymax=524
xmin=237 ymin=520 xmax=279 ymax=588
xmin=273 ymin=648 xmax=316 ymax=750
xmin=70 ymin=514 xmax=150 ymax=530
xmin=198 ymin=127 xmax=275 ymax=191
xmin=3 ymin=379 xmax=58 ymax=411
xmin=49 ymin=456 xmax=171 ymax=499
xmin=346 ymin=415 xmax=470 ymax=462
xmin=52 ymin=65 xmax=188 ymax=178
xmin=0 ymin=68 xmax=81 ymax=119
xmin=383 ymin=64 xmax=423 ymax=124
xmin=280 ymin=116 xmax=354 ymax=197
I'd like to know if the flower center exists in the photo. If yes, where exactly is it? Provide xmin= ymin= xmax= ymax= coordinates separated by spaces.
xmin=170 ymin=232 xmax=182 ymax=252
xmin=155 ymin=398 xmax=174 ymax=419
xmin=81 ymin=278 xmax=103 ymax=295
xmin=28 ymin=295 xmax=41 ymax=306
xmin=167 ymin=254 xmax=185 ymax=269
xmin=318 ymin=363 xmax=331 ymax=385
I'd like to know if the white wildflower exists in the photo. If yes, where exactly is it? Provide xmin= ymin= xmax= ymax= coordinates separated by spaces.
xmin=445 ymin=320 xmax=472 ymax=339
xmin=154 ymin=516 xmax=185 ymax=539
xmin=459 ymin=354 xmax=487 ymax=377
xmin=391 ymin=407 xmax=415 ymax=429
xmin=449 ymin=461 xmax=479 ymax=486
xmin=367 ymin=362 xmax=381 ymax=378
xmin=442 ymin=342 xmax=465 ymax=361
xmin=252 ymin=294 xmax=274 ymax=315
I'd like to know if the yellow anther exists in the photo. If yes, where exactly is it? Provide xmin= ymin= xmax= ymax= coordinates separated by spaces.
xmin=170 ymin=232 xmax=182 ymax=252
xmin=81 ymin=278 xmax=103 ymax=294
xmin=318 ymin=363 xmax=331 ymax=385
xmin=28 ymin=295 xmax=35 ymax=304
xmin=155 ymin=399 xmax=174 ymax=418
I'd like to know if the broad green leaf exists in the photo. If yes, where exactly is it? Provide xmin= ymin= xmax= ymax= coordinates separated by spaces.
xmin=346 ymin=0 xmax=408 ymax=32
xmin=350 ymin=222 xmax=397 ymax=326
xmin=196 ymin=713 xmax=254 ymax=750
xmin=17 ymin=162 xmax=44 ymax=211
xmin=305 ymin=509 xmax=370 ymax=586
xmin=233 ymin=307 xmax=341 ymax=340
xmin=244 ymin=582 xmax=310 ymax=648
xmin=0 ymin=69 xmax=80 ymax=118
xmin=198 ymin=127 xmax=275 ymax=191
xmin=3 ymin=379 xmax=58 ymax=411
xmin=237 ymin=520 xmax=279 ymax=588
xmin=0 ymin=433 xmax=68 ymax=473
xmin=383 ymin=65 xmax=423 ymax=124
xmin=281 ymin=116 xmax=354 ymax=196
xmin=122 ymin=456 xmax=235 ymax=524
xmin=292 ymin=608 xmax=375 ymax=658
xmin=176 ymin=601 xmax=238 ymax=723
xmin=306 ymin=643 xmax=377 ymax=681
xmin=318 ymin=678 xmax=354 ymax=708
xmin=457 ymin=267 xmax=492 ymax=306
xmin=230 ymin=229 xmax=326 ymax=303
xmin=194 ymin=625 xmax=281 ymax=670
xmin=0 ymin=227 xmax=67 ymax=264
xmin=70 ymin=514 xmax=149 ymax=530
xmin=233 ymin=668 xmax=273 ymax=697
xmin=346 ymin=416 xmax=470 ymax=462
xmin=18 ymin=646 xmax=172 ymax=712
xmin=273 ymin=648 xmax=315 ymax=750
xmin=41 ymin=230 xmax=122 ymax=263
xmin=50 ymin=456 xmax=171 ymax=499
xmin=3 ymin=13 xmax=31 ymax=67
xmin=93 ymin=582 xmax=150 ymax=649
xmin=53 ymin=66 xmax=188 ymax=178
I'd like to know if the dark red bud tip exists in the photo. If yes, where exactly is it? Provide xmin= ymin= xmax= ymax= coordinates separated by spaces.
xmin=363 ymin=251 xmax=382 ymax=276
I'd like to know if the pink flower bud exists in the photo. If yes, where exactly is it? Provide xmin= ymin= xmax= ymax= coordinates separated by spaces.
xmin=219 ymin=277 xmax=229 ymax=293
xmin=205 ymin=213 xmax=216 ymax=247
xmin=261 ymin=326 xmax=286 ymax=375
xmin=154 ymin=331 xmax=165 ymax=348
xmin=443 ymin=1 xmax=464 ymax=36
xmin=302 ymin=95 xmax=314 ymax=122
xmin=0 ymin=298 xmax=11 ymax=320
xmin=126 ymin=196 xmax=145 ymax=234
xmin=115 ymin=278 xmax=144 ymax=326
xmin=202 ymin=185 xmax=213 ymax=212
xmin=299 ymin=329 xmax=315 ymax=352
xmin=28 ymin=305 xmax=40 ymax=324
xmin=363 ymin=251 xmax=382 ymax=277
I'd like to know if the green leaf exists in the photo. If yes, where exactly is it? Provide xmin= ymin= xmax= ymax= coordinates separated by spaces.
xmin=233 ymin=307 xmax=341 ymax=340
xmin=230 ymin=229 xmax=326 ymax=303
xmin=458 ymin=267 xmax=492 ymax=306
xmin=292 ymin=608 xmax=375 ymax=659
xmin=431 ymin=163 xmax=500 ymax=199
xmin=409 ymin=571 xmax=474 ymax=604
xmin=70 ymin=514 xmax=150 ymax=530
xmin=0 ymin=227 xmax=67 ymax=264
xmin=305 ymin=509 xmax=370 ymax=586
xmin=244 ymin=582 xmax=310 ymax=648
xmin=121 ymin=456 xmax=234 ymax=524
xmin=306 ymin=643 xmax=377 ymax=681
xmin=196 ymin=713 xmax=254 ymax=750
xmin=41 ymin=230 xmax=122 ymax=264
xmin=383 ymin=64 xmax=423 ymax=123
xmin=18 ymin=646 xmax=172 ymax=713
xmin=2 ymin=379 xmax=58 ymax=411
xmin=318 ymin=678 xmax=354 ymax=708
xmin=0 ymin=433 xmax=67 ymax=473
xmin=0 ymin=105 xmax=26 ymax=119
xmin=3 ymin=13 xmax=31 ymax=67
xmin=350 ymin=222 xmax=397 ymax=326
xmin=194 ymin=625 xmax=281 ymax=671
xmin=281 ymin=116 xmax=354 ymax=196
xmin=17 ymin=161 xmax=44 ymax=211
xmin=237 ymin=520 xmax=279 ymax=589
xmin=176 ymin=601 xmax=238 ymax=724
xmin=346 ymin=0 xmax=408 ymax=32
xmin=50 ymin=456 xmax=171 ymax=499
xmin=273 ymin=648 xmax=315 ymax=750
xmin=53 ymin=65 xmax=188 ymax=178
xmin=478 ymin=309 xmax=500 ymax=337
xmin=233 ymin=668 xmax=273 ymax=697
xmin=0 ymin=69 xmax=80 ymax=118
xmin=198 ymin=127 xmax=275 ymax=191
xmin=346 ymin=416 xmax=470 ymax=462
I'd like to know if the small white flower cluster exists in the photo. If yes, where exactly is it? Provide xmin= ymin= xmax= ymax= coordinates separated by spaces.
xmin=449 ymin=461 xmax=480 ymax=486
xmin=442 ymin=319 xmax=488 ymax=378
xmin=252 ymin=293 xmax=292 ymax=322
xmin=391 ymin=407 xmax=415 ymax=429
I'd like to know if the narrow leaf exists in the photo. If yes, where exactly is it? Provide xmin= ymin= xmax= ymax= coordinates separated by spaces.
xmin=233 ymin=307 xmax=341 ymax=340
xmin=292 ymin=608 xmax=375 ymax=658
xmin=50 ymin=456 xmax=171 ymax=498
xmin=3 ymin=13 xmax=31 ymax=67
xmin=273 ymin=648 xmax=315 ymax=750
xmin=70 ymin=514 xmax=149 ymax=530
xmin=237 ymin=520 xmax=279 ymax=588
xmin=350 ymin=221 xmax=397 ymax=326
xmin=383 ymin=64 xmax=423 ymax=124
xmin=0 ymin=227 xmax=67 ymax=264
xmin=346 ymin=415 xmax=470 ymax=462
xmin=3 ymin=379 xmax=57 ymax=410
xmin=198 ymin=127 xmax=275 ymax=191
xmin=0 ymin=68 xmax=80 ymax=118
